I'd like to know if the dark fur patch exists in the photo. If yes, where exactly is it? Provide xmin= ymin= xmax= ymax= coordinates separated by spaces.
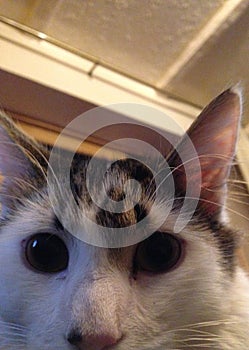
xmin=53 ymin=215 xmax=64 ymax=231
xmin=94 ymin=159 xmax=155 ymax=228
xmin=210 ymin=221 xmax=238 ymax=274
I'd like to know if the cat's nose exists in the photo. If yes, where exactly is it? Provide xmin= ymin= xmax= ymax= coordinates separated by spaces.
xmin=67 ymin=329 xmax=122 ymax=350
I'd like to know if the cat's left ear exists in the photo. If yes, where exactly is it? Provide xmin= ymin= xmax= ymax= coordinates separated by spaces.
xmin=0 ymin=113 xmax=35 ymax=177
xmin=167 ymin=87 xmax=242 ymax=219
xmin=0 ymin=112 xmax=46 ymax=214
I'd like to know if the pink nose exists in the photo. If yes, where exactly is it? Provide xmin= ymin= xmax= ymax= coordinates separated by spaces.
xmin=67 ymin=330 xmax=122 ymax=350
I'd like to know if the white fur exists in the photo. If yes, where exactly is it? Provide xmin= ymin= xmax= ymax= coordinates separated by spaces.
xmin=0 ymin=193 xmax=249 ymax=350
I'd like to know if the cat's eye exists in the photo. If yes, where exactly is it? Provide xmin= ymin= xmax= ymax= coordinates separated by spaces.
xmin=134 ymin=232 xmax=182 ymax=274
xmin=25 ymin=233 xmax=69 ymax=273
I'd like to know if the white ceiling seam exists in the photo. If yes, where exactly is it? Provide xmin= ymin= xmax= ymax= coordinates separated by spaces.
xmin=157 ymin=0 xmax=248 ymax=89
xmin=0 ymin=12 xmax=217 ymax=112
xmin=0 ymin=20 xmax=199 ymax=118
xmin=0 ymin=19 xmax=95 ymax=74
xmin=0 ymin=1 xmax=249 ymax=122
xmin=0 ymin=0 xmax=225 ymax=85
xmin=92 ymin=65 xmax=200 ymax=118
xmin=0 ymin=21 xmax=197 ymax=135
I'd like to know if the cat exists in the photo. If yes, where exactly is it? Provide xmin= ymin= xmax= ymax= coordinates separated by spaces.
xmin=0 ymin=87 xmax=249 ymax=350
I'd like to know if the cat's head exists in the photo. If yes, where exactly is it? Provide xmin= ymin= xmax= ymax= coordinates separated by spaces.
xmin=0 ymin=88 xmax=247 ymax=350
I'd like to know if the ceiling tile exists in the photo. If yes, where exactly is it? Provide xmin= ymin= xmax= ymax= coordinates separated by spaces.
xmin=0 ymin=0 xmax=224 ymax=84
xmin=164 ymin=3 xmax=249 ymax=123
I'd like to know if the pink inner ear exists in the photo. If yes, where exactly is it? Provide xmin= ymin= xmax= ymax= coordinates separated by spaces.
xmin=168 ymin=88 xmax=242 ymax=218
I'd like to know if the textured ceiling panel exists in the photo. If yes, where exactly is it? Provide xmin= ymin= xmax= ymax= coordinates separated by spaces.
xmin=0 ymin=0 xmax=224 ymax=84
xmin=1 ymin=0 xmax=249 ymax=122
xmin=164 ymin=2 xmax=249 ymax=123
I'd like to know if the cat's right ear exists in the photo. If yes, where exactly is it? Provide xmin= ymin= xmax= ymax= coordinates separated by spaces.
xmin=0 ymin=112 xmax=45 ymax=215
xmin=167 ymin=87 xmax=241 ymax=220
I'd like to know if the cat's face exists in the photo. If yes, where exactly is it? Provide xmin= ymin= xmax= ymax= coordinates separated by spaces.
xmin=0 ymin=193 xmax=230 ymax=350
xmin=0 ymin=88 xmax=247 ymax=350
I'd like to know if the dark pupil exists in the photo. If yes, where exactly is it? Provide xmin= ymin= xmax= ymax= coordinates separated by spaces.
xmin=136 ymin=232 xmax=181 ymax=273
xmin=25 ymin=233 xmax=69 ymax=273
